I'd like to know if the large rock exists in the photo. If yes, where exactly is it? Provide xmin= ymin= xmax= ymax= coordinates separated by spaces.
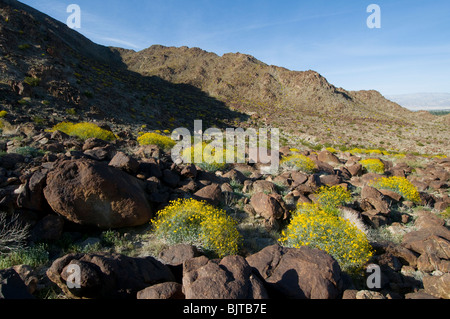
xmin=246 ymin=244 xmax=343 ymax=299
xmin=182 ymin=255 xmax=268 ymax=299
xmin=46 ymin=253 xmax=175 ymax=299
xmin=137 ymin=282 xmax=184 ymax=299
xmin=250 ymin=192 xmax=285 ymax=221
xmin=402 ymin=226 xmax=450 ymax=259
xmin=193 ymin=183 xmax=223 ymax=206
xmin=43 ymin=158 xmax=153 ymax=229
xmin=0 ymin=268 xmax=34 ymax=299
xmin=423 ymin=273 xmax=450 ymax=299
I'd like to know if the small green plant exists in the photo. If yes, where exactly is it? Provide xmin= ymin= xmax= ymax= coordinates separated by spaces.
xmin=360 ymin=158 xmax=385 ymax=174
xmin=48 ymin=122 xmax=116 ymax=142
xmin=369 ymin=176 xmax=421 ymax=204
xmin=280 ymin=154 xmax=316 ymax=174
xmin=24 ymin=76 xmax=40 ymax=87
xmin=0 ymin=111 xmax=7 ymax=118
xmin=66 ymin=108 xmax=77 ymax=116
xmin=279 ymin=203 xmax=373 ymax=272
xmin=14 ymin=146 xmax=45 ymax=158
xmin=0 ymin=244 xmax=49 ymax=269
xmin=152 ymin=198 xmax=242 ymax=258
xmin=18 ymin=44 xmax=31 ymax=50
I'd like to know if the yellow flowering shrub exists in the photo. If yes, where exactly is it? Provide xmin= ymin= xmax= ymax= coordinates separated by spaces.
xmin=369 ymin=176 xmax=421 ymax=204
xmin=152 ymin=198 xmax=242 ymax=258
xmin=279 ymin=203 xmax=373 ymax=272
xmin=49 ymin=122 xmax=116 ymax=141
xmin=137 ymin=132 xmax=176 ymax=150
xmin=181 ymin=142 xmax=232 ymax=172
xmin=280 ymin=154 xmax=316 ymax=174
xmin=315 ymin=186 xmax=352 ymax=215
xmin=360 ymin=158 xmax=385 ymax=174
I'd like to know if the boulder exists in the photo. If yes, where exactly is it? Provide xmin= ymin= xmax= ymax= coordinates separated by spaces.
xmin=193 ymin=184 xmax=223 ymax=206
xmin=317 ymin=150 xmax=341 ymax=165
xmin=43 ymin=158 xmax=153 ymax=229
xmin=250 ymin=192 xmax=285 ymax=221
xmin=46 ymin=253 xmax=175 ymax=299
xmin=158 ymin=244 xmax=201 ymax=267
xmin=182 ymin=255 xmax=268 ymax=299
xmin=360 ymin=186 xmax=390 ymax=215
xmin=109 ymin=151 xmax=139 ymax=174
xmin=137 ymin=282 xmax=184 ymax=299
xmin=30 ymin=214 xmax=64 ymax=242
xmin=16 ymin=169 xmax=48 ymax=211
xmin=180 ymin=164 xmax=197 ymax=179
xmin=251 ymin=180 xmax=277 ymax=194
xmin=423 ymin=273 xmax=450 ymax=299
xmin=402 ymin=227 xmax=450 ymax=259
xmin=246 ymin=245 xmax=343 ymax=299
xmin=162 ymin=169 xmax=180 ymax=188
xmin=0 ymin=268 xmax=34 ymax=299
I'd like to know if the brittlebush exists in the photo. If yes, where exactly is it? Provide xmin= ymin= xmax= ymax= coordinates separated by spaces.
xmin=360 ymin=158 xmax=385 ymax=174
xmin=279 ymin=203 xmax=373 ymax=272
xmin=49 ymin=122 xmax=116 ymax=142
xmin=280 ymin=154 xmax=316 ymax=174
xmin=315 ymin=186 xmax=352 ymax=215
xmin=181 ymin=142 xmax=233 ymax=172
xmin=137 ymin=132 xmax=176 ymax=150
xmin=152 ymin=198 xmax=242 ymax=258
xmin=369 ymin=176 xmax=421 ymax=204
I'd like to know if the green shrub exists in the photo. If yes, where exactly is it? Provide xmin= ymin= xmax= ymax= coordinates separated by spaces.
xmin=152 ymin=198 xmax=242 ymax=258
xmin=279 ymin=203 xmax=373 ymax=272
xmin=14 ymin=146 xmax=45 ymax=158
xmin=24 ymin=76 xmax=40 ymax=87
xmin=48 ymin=122 xmax=116 ymax=142
xmin=0 ymin=244 xmax=49 ymax=269
xmin=0 ymin=111 xmax=7 ymax=118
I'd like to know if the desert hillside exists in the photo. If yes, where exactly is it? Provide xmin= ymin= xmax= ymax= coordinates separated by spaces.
xmin=116 ymin=45 xmax=449 ymax=155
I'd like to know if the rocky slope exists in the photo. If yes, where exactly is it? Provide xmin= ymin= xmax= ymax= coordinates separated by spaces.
xmin=117 ymin=45 xmax=449 ymax=155
xmin=0 ymin=0 xmax=449 ymax=301
xmin=0 ymin=0 xmax=246 ymax=134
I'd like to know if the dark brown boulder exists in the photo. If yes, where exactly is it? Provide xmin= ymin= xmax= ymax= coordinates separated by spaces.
xmin=182 ymin=255 xmax=268 ymax=299
xmin=137 ymin=282 xmax=184 ymax=299
xmin=109 ymin=151 xmax=139 ymax=174
xmin=46 ymin=253 xmax=175 ymax=299
xmin=43 ymin=158 xmax=153 ymax=229
xmin=246 ymin=244 xmax=343 ymax=299
xmin=193 ymin=183 xmax=223 ymax=206
xmin=250 ymin=192 xmax=285 ymax=221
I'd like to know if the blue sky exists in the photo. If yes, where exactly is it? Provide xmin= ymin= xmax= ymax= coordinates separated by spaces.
xmin=20 ymin=0 xmax=450 ymax=96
